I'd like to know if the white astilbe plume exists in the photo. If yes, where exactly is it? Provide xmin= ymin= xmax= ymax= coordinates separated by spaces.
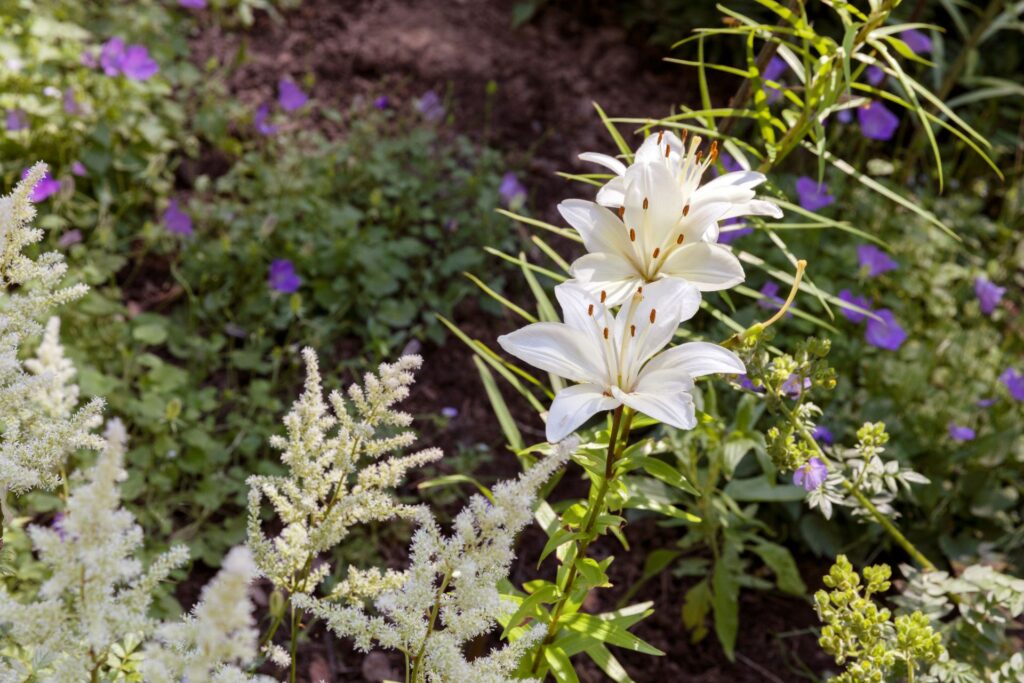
xmin=24 ymin=316 xmax=79 ymax=419
xmin=294 ymin=436 xmax=579 ymax=683
xmin=0 ymin=419 xmax=190 ymax=681
xmin=141 ymin=546 xmax=273 ymax=683
xmin=0 ymin=164 xmax=102 ymax=500
xmin=247 ymin=349 xmax=442 ymax=601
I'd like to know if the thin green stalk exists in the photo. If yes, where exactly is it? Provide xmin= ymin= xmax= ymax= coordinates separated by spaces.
xmin=528 ymin=406 xmax=633 ymax=675
xmin=409 ymin=570 xmax=453 ymax=682
xmin=288 ymin=604 xmax=300 ymax=683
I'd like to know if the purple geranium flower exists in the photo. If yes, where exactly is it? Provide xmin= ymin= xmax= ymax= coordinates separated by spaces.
xmin=6 ymin=108 xmax=27 ymax=131
xmin=163 ymin=199 xmax=193 ymax=236
xmin=974 ymin=277 xmax=1005 ymax=315
xmin=976 ymin=398 xmax=996 ymax=408
xmin=948 ymin=422 xmax=976 ymax=442
xmin=836 ymin=108 xmax=854 ymax=124
xmin=781 ymin=374 xmax=812 ymax=399
xmin=498 ymin=172 xmax=527 ymax=208
xmin=268 ymin=259 xmax=301 ymax=293
xmin=415 ymin=90 xmax=445 ymax=122
xmin=762 ymin=56 xmax=787 ymax=103
xmin=52 ymin=512 xmax=67 ymax=541
xmin=865 ymin=65 xmax=885 ymax=86
xmin=278 ymin=78 xmax=308 ymax=111
xmin=900 ymin=29 xmax=933 ymax=55
xmin=812 ymin=425 xmax=834 ymax=445
xmin=793 ymin=457 xmax=828 ymax=491
xmin=254 ymin=104 xmax=277 ymax=135
xmin=63 ymin=88 xmax=81 ymax=115
xmin=735 ymin=374 xmax=765 ymax=394
xmin=21 ymin=168 xmax=61 ymax=202
xmin=865 ymin=308 xmax=907 ymax=351
xmin=857 ymin=101 xmax=900 ymax=141
xmin=58 ymin=230 xmax=83 ymax=248
xmin=179 ymin=0 xmax=207 ymax=8
xmin=795 ymin=176 xmax=835 ymax=211
xmin=374 ymin=95 xmax=390 ymax=110
xmin=441 ymin=406 xmax=459 ymax=419
xmin=71 ymin=161 xmax=88 ymax=176
xmin=100 ymin=37 xmax=125 ymax=76
xmin=758 ymin=281 xmax=785 ymax=311
xmin=858 ymin=244 xmax=898 ymax=277
xmin=838 ymin=289 xmax=872 ymax=323
xmin=99 ymin=38 xmax=158 ymax=80
xmin=1000 ymin=368 xmax=1024 ymax=401
xmin=717 ymin=217 xmax=753 ymax=244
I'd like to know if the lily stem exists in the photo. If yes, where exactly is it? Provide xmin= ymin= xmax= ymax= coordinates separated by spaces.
xmin=528 ymin=406 xmax=633 ymax=675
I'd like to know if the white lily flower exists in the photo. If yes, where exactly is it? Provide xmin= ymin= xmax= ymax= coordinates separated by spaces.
xmin=497 ymin=278 xmax=745 ymax=442
xmin=567 ymin=130 xmax=783 ymax=306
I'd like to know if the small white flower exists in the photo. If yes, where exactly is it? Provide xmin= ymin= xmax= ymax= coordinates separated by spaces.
xmin=498 ymin=278 xmax=744 ymax=441
xmin=568 ymin=130 xmax=782 ymax=306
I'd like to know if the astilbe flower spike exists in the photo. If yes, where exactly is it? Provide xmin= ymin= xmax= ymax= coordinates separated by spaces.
xmin=0 ymin=165 xmax=103 ymax=500
xmin=295 ymin=437 xmax=579 ymax=683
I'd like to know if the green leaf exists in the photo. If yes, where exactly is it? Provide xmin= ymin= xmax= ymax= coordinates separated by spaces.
xmin=563 ymin=612 xmax=664 ymax=655
xmin=417 ymin=474 xmax=494 ymax=504
xmin=724 ymin=476 xmax=806 ymax=502
xmin=751 ymin=540 xmax=807 ymax=595
xmin=544 ymin=646 xmax=580 ymax=683
xmin=593 ymin=101 xmax=634 ymax=163
xmin=712 ymin=554 xmax=740 ymax=660
xmin=501 ymin=583 xmax=558 ymax=638
xmin=682 ymin=579 xmax=712 ymax=642
xmin=473 ymin=357 xmax=525 ymax=454
xmin=583 ymin=644 xmax=634 ymax=683
xmin=634 ymin=456 xmax=699 ymax=496
xmin=132 ymin=322 xmax=168 ymax=346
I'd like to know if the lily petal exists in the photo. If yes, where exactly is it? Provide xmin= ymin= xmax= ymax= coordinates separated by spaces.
xmin=547 ymin=383 xmax=619 ymax=442
xmin=699 ymin=170 xmax=768 ymax=193
xmin=578 ymin=152 xmax=627 ymax=176
xmin=719 ymin=198 xmax=784 ymax=220
xmin=623 ymin=161 xmax=684 ymax=251
xmin=639 ymin=341 xmax=745 ymax=378
xmin=570 ymin=252 xmax=644 ymax=307
xmin=498 ymin=323 xmax=605 ymax=385
xmin=634 ymin=130 xmax=685 ymax=164
xmin=595 ymin=176 xmax=626 ymax=207
xmin=554 ymin=281 xmax=614 ymax=337
xmin=661 ymin=242 xmax=745 ymax=291
xmin=619 ymin=278 xmax=701 ymax=366
xmin=558 ymin=199 xmax=634 ymax=257
xmin=612 ymin=385 xmax=697 ymax=431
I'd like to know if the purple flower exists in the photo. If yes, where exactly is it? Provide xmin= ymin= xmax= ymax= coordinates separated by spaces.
xmin=836 ymin=108 xmax=853 ymax=124
xmin=179 ymin=0 xmax=207 ymax=7
xmin=795 ymin=176 xmax=835 ymax=211
xmin=63 ymin=88 xmax=81 ymax=115
xmin=52 ymin=512 xmax=67 ymax=541
xmin=857 ymin=101 xmax=900 ymax=141
xmin=58 ymin=230 xmax=83 ymax=248
xmin=717 ymin=217 xmax=753 ymax=244
xmin=793 ymin=457 xmax=828 ymax=491
xmin=254 ymin=104 xmax=277 ymax=135
xmin=278 ymin=78 xmax=308 ymax=111
xmin=71 ymin=161 xmax=87 ymax=177
xmin=99 ymin=38 xmax=158 ymax=80
xmin=948 ymin=422 xmax=976 ymax=442
xmin=857 ymin=244 xmax=898 ymax=277
xmin=1000 ymin=368 xmax=1024 ymax=401
xmin=976 ymin=398 xmax=996 ymax=408
xmin=415 ymin=90 xmax=445 ymax=122
xmin=374 ymin=95 xmax=390 ymax=110
xmin=974 ymin=277 xmax=1005 ymax=315
xmin=498 ymin=172 xmax=527 ymax=208
xmin=762 ymin=56 xmax=788 ymax=103
xmin=163 ymin=200 xmax=193 ymax=236
xmin=120 ymin=45 xmax=159 ymax=80
xmin=21 ymin=168 xmax=62 ymax=202
xmin=6 ymin=108 xmax=27 ymax=131
xmin=838 ymin=289 xmax=872 ymax=324
xmin=100 ymin=37 xmax=126 ymax=76
xmin=441 ymin=406 xmax=459 ymax=419
xmin=781 ymin=374 xmax=812 ymax=399
xmin=865 ymin=65 xmax=885 ymax=86
xmin=812 ymin=425 xmax=834 ymax=445
xmin=865 ymin=308 xmax=907 ymax=351
xmin=736 ymin=374 xmax=765 ymax=394
xmin=900 ymin=29 xmax=933 ymax=55
xmin=758 ymin=281 xmax=785 ymax=310
xmin=80 ymin=51 xmax=98 ymax=68
xmin=268 ymin=259 xmax=301 ymax=293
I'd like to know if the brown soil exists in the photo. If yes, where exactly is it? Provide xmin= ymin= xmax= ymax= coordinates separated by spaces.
xmin=182 ymin=1 xmax=833 ymax=680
